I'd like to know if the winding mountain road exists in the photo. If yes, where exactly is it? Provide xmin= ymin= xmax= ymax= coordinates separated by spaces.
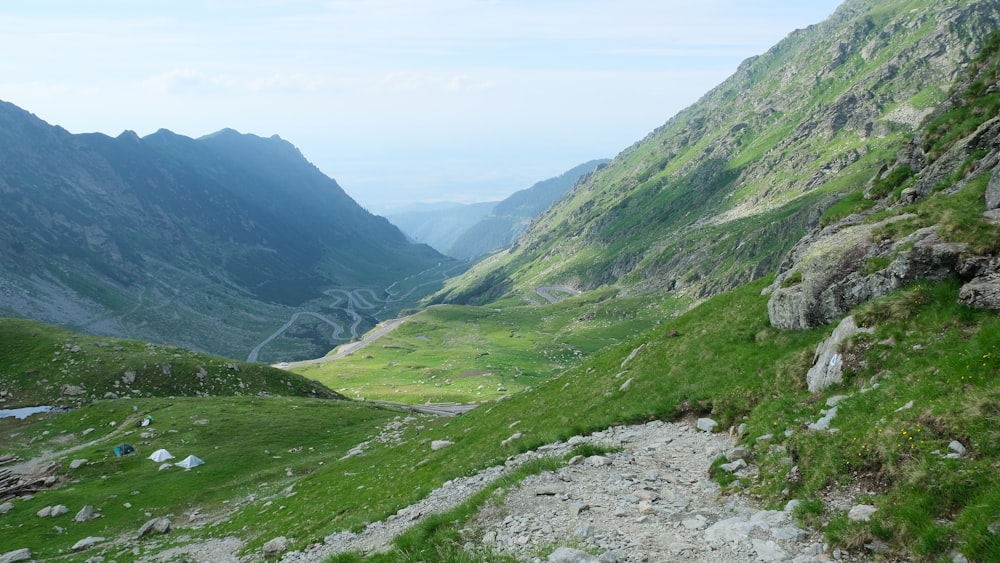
xmin=248 ymin=262 xmax=467 ymax=363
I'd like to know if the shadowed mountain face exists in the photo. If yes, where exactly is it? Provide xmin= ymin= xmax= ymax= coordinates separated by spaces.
xmin=0 ymin=101 xmax=447 ymax=358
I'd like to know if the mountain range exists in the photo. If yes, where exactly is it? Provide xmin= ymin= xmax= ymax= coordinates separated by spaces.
xmin=432 ymin=0 xmax=1000 ymax=305
xmin=0 ymin=104 xmax=447 ymax=360
xmin=2 ymin=0 xmax=1000 ymax=560
xmin=386 ymin=159 xmax=608 ymax=260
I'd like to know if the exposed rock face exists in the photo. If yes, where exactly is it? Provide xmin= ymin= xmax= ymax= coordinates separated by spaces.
xmin=766 ymin=217 xmax=965 ymax=330
xmin=987 ymin=163 xmax=1000 ymax=210
xmin=959 ymin=273 xmax=1000 ymax=311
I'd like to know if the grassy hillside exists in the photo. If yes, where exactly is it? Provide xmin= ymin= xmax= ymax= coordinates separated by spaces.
xmin=0 ymin=396 xmax=402 ymax=560
xmin=0 ymin=318 xmax=340 ymax=408
xmin=296 ymin=289 xmax=691 ymax=404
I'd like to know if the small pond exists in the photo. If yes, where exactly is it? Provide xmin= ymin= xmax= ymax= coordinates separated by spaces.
xmin=0 ymin=406 xmax=56 ymax=419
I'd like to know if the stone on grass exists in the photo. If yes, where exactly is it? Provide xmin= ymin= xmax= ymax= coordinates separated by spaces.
xmin=720 ymin=459 xmax=747 ymax=473
xmin=431 ymin=440 xmax=454 ymax=451
xmin=74 ymin=505 xmax=96 ymax=522
xmin=262 ymin=536 xmax=289 ymax=558
xmin=137 ymin=517 xmax=171 ymax=538
xmin=70 ymin=459 xmax=88 ymax=469
xmin=0 ymin=502 xmax=14 ymax=515
xmin=37 ymin=505 xmax=69 ymax=518
xmin=0 ymin=548 xmax=31 ymax=563
xmin=848 ymin=504 xmax=877 ymax=522
xmin=949 ymin=440 xmax=967 ymax=457
xmin=71 ymin=536 xmax=104 ymax=551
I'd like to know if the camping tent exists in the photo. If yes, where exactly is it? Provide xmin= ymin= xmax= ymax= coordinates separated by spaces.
xmin=148 ymin=449 xmax=174 ymax=462
xmin=176 ymin=455 xmax=204 ymax=470
xmin=113 ymin=443 xmax=135 ymax=457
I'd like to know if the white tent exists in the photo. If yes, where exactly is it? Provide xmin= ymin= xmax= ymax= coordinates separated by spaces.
xmin=176 ymin=455 xmax=204 ymax=470
xmin=148 ymin=449 xmax=174 ymax=463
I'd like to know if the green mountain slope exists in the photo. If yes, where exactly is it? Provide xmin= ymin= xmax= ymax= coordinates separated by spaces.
xmin=433 ymin=0 xmax=1000 ymax=305
xmin=0 ymin=318 xmax=340 ymax=408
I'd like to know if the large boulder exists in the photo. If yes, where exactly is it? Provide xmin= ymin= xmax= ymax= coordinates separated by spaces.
xmin=0 ymin=548 xmax=31 ymax=563
xmin=767 ymin=218 xmax=965 ymax=330
xmin=959 ymin=274 xmax=1000 ymax=311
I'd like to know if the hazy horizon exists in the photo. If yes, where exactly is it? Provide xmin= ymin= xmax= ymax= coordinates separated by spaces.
xmin=1 ymin=1 xmax=843 ymax=211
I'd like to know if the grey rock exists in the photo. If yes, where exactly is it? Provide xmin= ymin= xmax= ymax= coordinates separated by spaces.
xmin=959 ymin=274 xmax=1000 ymax=311
xmin=0 ymin=548 xmax=31 ymax=563
xmin=771 ymin=526 xmax=806 ymax=541
xmin=826 ymin=395 xmax=849 ymax=407
xmin=705 ymin=516 xmax=755 ymax=543
xmin=808 ymin=407 xmax=838 ymax=431
xmin=727 ymin=446 xmax=749 ymax=461
xmin=62 ymin=384 xmax=85 ymax=396
xmin=987 ymin=163 xmax=1000 ymax=210
xmin=598 ymin=551 xmax=623 ymax=563
xmin=37 ymin=504 xmax=69 ymax=518
xmin=535 ymin=484 xmax=566 ymax=496
xmin=949 ymin=440 xmax=967 ymax=456
xmin=71 ymin=536 xmax=104 ymax=551
xmin=752 ymin=538 xmax=790 ymax=562
xmin=548 ymin=546 xmax=600 ymax=562
xmin=262 ymin=536 xmax=289 ymax=558
xmin=586 ymin=455 xmax=612 ymax=467
xmin=573 ymin=523 xmax=596 ymax=539
xmin=696 ymin=418 xmax=718 ymax=432
xmin=767 ymin=216 xmax=965 ymax=331
xmin=137 ymin=517 xmax=171 ymax=538
xmin=569 ymin=502 xmax=590 ymax=516
xmin=431 ymin=440 xmax=454 ymax=451
xmin=848 ymin=504 xmax=877 ymax=522
xmin=720 ymin=459 xmax=747 ymax=473
xmin=70 ymin=459 xmax=88 ymax=469
xmin=805 ymin=316 xmax=873 ymax=392
xmin=74 ymin=505 xmax=96 ymax=522
xmin=681 ymin=515 xmax=708 ymax=529
xmin=0 ymin=502 xmax=14 ymax=515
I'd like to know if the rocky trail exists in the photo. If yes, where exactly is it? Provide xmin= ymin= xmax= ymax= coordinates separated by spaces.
xmin=3 ymin=416 xmax=869 ymax=562
xmin=270 ymin=419 xmax=859 ymax=563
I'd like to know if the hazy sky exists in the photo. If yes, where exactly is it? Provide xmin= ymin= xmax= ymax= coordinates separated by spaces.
xmin=1 ymin=1 xmax=843 ymax=212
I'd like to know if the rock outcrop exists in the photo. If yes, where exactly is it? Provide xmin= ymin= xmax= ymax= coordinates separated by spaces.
xmin=804 ymin=316 xmax=874 ymax=392
xmin=765 ymin=218 xmax=966 ymax=330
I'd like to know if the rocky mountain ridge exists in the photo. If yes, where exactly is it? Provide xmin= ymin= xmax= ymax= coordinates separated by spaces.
xmin=0 ymin=103 xmax=446 ymax=358
xmin=434 ymin=0 xmax=1000 ymax=306
xmin=766 ymin=31 xmax=1000 ymax=329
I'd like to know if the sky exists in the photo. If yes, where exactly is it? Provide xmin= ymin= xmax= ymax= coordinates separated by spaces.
xmin=0 ymin=1 xmax=844 ymax=213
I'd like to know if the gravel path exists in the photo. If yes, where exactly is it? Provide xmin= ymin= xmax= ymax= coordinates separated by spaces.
xmin=274 ymin=420 xmax=856 ymax=563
